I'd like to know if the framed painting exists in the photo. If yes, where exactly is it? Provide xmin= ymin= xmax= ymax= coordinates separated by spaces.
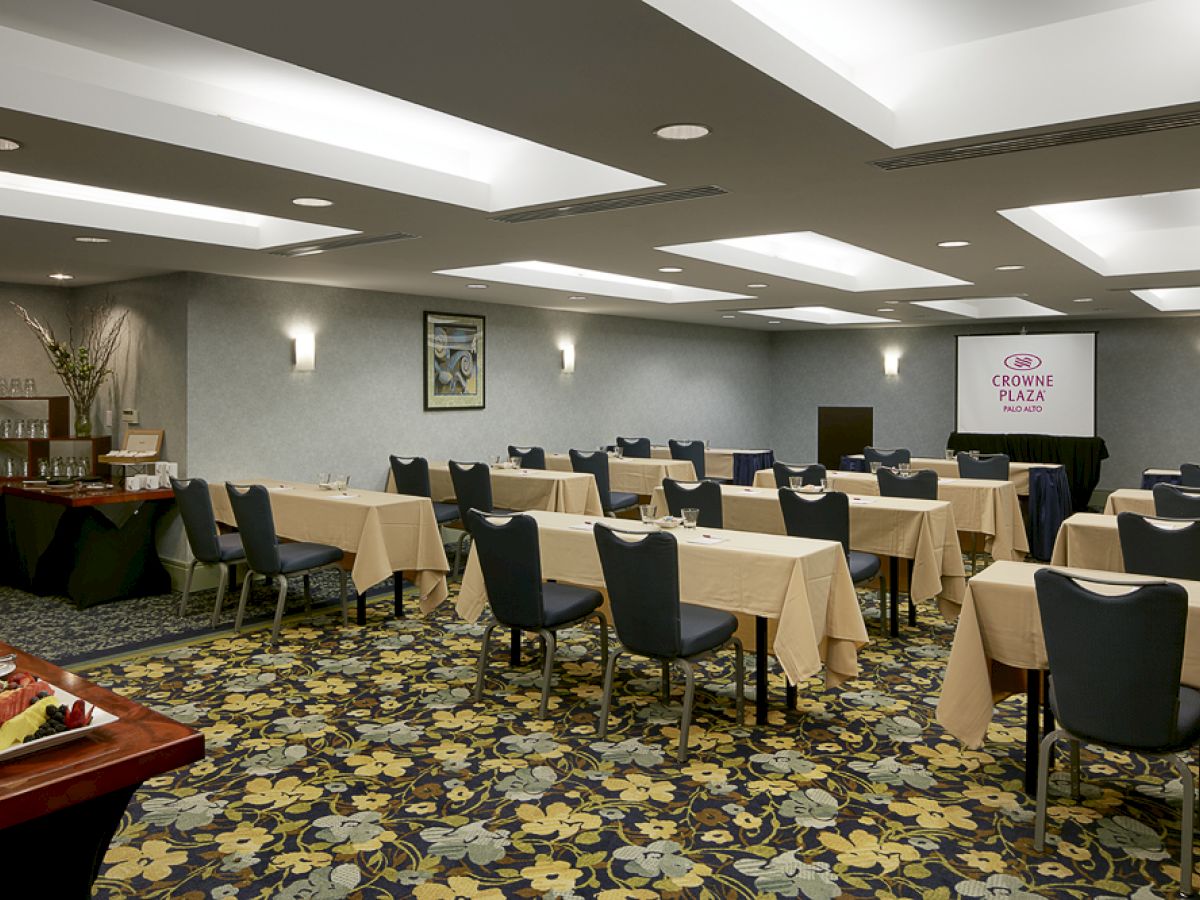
xmin=424 ymin=312 xmax=485 ymax=410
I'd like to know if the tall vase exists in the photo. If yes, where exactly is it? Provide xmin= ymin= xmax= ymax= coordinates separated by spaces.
xmin=74 ymin=410 xmax=92 ymax=438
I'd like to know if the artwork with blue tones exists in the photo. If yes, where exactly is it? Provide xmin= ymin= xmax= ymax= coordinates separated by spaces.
xmin=424 ymin=311 xmax=485 ymax=410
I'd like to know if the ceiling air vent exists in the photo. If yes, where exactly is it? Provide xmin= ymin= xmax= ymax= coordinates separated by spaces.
xmin=267 ymin=230 xmax=420 ymax=257
xmin=491 ymin=185 xmax=728 ymax=224
xmin=872 ymin=109 xmax=1200 ymax=170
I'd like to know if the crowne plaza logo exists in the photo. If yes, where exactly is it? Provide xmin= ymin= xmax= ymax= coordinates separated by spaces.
xmin=1003 ymin=353 xmax=1042 ymax=371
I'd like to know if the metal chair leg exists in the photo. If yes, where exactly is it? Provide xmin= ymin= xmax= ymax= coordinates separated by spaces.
xmin=661 ymin=661 xmax=671 ymax=703
xmin=179 ymin=559 xmax=197 ymax=616
xmin=453 ymin=532 xmax=468 ymax=578
xmin=337 ymin=568 xmax=349 ymax=625
xmin=234 ymin=574 xmax=253 ymax=633
xmin=732 ymin=637 xmax=745 ymax=726
xmin=1174 ymin=753 xmax=1195 ymax=897
xmin=270 ymin=574 xmax=289 ymax=645
xmin=1069 ymin=739 xmax=1081 ymax=800
xmin=537 ymin=629 xmax=556 ymax=719
xmin=1034 ymin=728 xmax=1065 ymax=849
xmin=598 ymin=648 xmax=622 ymax=738
xmin=677 ymin=658 xmax=696 ymax=762
xmin=593 ymin=611 xmax=609 ymax=675
xmin=210 ymin=563 xmax=229 ymax=628
xmin=473 ymin=623 xmax=498 ymax=702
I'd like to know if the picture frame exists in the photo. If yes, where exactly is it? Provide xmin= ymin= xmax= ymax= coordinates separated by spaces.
xmin=424 ymin=311 xmax=485 ymax=410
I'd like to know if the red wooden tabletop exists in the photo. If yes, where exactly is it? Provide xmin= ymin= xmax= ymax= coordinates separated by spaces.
xmin=0 ymin=643 xmax=204 ymax=830
xmin=0 ymin=484 xmax=175 ymax=508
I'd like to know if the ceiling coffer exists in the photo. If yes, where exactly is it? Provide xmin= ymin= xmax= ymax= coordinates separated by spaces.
xmin=267 ymin=231 xmax=420 ymax=257
xmin=490 ymin=185 xmax=728 ymax=223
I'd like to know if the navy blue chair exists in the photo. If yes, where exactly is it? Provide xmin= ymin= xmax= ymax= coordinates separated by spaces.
xmin=594 ymin=524 xmax=744 ymax=761
xmin=448 ymin=461 xmax=514 ymax=576
xmin=668 ymin=440 xmax=729 ymax=484
xmin=467 ymin=510 xmax=607 ymax=718
xmin=390 ymin=455 xmax=462 ymax=608
xmin=662 ymin=478 xmax=723 ymax=528
xmin=778 ymin=489 xmax=885 ymax=627
xmin=171 ymin=477 xmax=245 ymax=626
xmin=957 ymin=452 xmax=1010 ymax=481
xmin=616 ymin=436 xmax=651 ymax=459
xmin=773 ymin=462 xmax=825 ymax=489
xmin=224 ymin=483 xmax=348 ymax=644
xmin=877 ymin=468 xmax=938 ymax=500
xmin=1152 ymin=483 xmax=1200 ymax=519
xmin=1181 ymin=464 xmax=1200 ymax=488
xmin=507 ymin=445 xmax=546 ymax=470
xmin=569 ymin=449 xmax=638 ymax=516
xmin=1033 ymin=569 xmax=1198 ymax=896
xmin=1117 ymin=512 xmax=1200 ymax=581
xmin=864 ymin=446 xmax=911 ymax=468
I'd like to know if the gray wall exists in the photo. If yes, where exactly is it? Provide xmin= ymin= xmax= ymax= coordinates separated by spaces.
xmin=767 ymin=318 xmax=1200 ymax=491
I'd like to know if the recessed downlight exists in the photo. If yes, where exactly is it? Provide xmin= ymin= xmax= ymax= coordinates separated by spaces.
xmin=0 ymin=137 xmax=21 ymax=152
xmin=937 ymin=240 xmax=970 ymax=248
xmin=49 ymin=272 xmax=74 ymax=280
xmin=1073 ymin=297 xmax=1093 ymax=303
xmin=466 ymin=283 xmax=488 ymax=289
xmin=877 ymin=308 xmax=893 ymax=312
xmin=74 ymin=236 xmax=111 ymax=244
xmin=568 ymin=295 xmax=586 ymax=301
xmin=291 ymin=196 xmax=333 ymax=208
xmin=654 ymin=123 xmax=711 ymax=141
xmin=768 ymin=320 xmax=781 ymax=324
xmin=995 ymin=264 xmax=1025 ymax=271
xmin=658 ymin=266 xmax=683 ymax=273
xmin=721 ymin=314 xmax=736 ymax=318
xmin=747 ymin=283 xmax=768 ymax=289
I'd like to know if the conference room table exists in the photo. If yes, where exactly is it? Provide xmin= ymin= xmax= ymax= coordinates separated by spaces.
xmin=649 ymin=483 xmax=967 ymax=624
xmin=452 ymin=509 xmax=869 ymax=725
xmin=1102 ymin=488 xmax=1155 ymax=516
xmin=936 ymin=561 xmax=1200 ymax=793
xmin=1141 ymin=467 xmax=1183 ymax=489
xmin=1049 ymin=513 xmax=1126 ymax=572
xmin=211 ymin=480 xmax=449 ymax=624
xmin=650 ymin=445 xmax=775 ymax=485
xmin=544 ymin=453 xmax=695 ymax=496
xmin=754 ymin=469 xmax=1029 ymax=563
xmin=417 ymin=462 xmax=604 ymax=515
xmin=840 ymin=455 xmax=1059 ymax=496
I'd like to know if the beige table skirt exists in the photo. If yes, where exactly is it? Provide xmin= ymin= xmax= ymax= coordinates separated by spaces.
xmin=211 ymin=480 xmax=449 ymax=608
xmin=937 ymin=561 xmax=1200 ymax=748
xmin=416 ymin=463 xmax=604 ymax=516
xmin=650 ymin=485 xmax=965 ymax=610
xmin=452 ymin=509 xmax=868 ymax=689
xmin=1103 ymin=488 xmax=1155 ymax=516
xmin=546 ymin=453 xmax=695 ymax=495
xmin=649 ymin=446 xmax=764 ymax=481
xmin=1049 ymin=513 xmax=1125 ymax=572
xmin=836 ymin=456 xmax=1061 ymax=497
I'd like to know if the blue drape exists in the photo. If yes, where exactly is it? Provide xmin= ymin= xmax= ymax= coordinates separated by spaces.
xmin=733 ymin=451 xmax=775 ymax=486
xmin=1027 ymin=467 xmax=1073 ymax=562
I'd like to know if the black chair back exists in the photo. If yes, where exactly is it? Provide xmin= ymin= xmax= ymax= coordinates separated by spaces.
xmin=224 ymin=483 xmax=282 ymax=574
xmin=773 ymin=462 xmax=826 ymax=489
xmin=957 ymin=452 xmax=1010 ymax=481
xmin=668 ymin=440 xmax=706 ymax=479
xmin=466 ymin=510 xmax=543 ymax=627
xmin=449 ymin=461 xmax=495 ymax=524
xmin=1035 ymin=569 xmax=1189 ymax=748
xmin=877 ymin=468 xmax=938 ymax=500
xmin=569 ymin=450 xmax=613 ymax=512
xmin=662 ymin=478 xmax=723 ymax=528
xmin=778 ymin=489 xmax=849 ymax=553
xmin=864 ymin=446 xmax=911 ymax=467
xmin=389 ymin=455 xmax=433 ymax=498
xmin=507 ymin=446 xmax=546 ymax=469
xmin=171 ymin=477 xmax=222 ymax=563
xmin=617 ymin=436 xmax=651 ymax=459
xmin=594 ymin=525 xmax=682 ymax=658
xmin=1181 ymin=463 xmax=1200 ymax=488
xmin=1117 ymin=512 xmax=1200 ymax=580
xmin=1152 ymin=483 xmax=1200 ymax=519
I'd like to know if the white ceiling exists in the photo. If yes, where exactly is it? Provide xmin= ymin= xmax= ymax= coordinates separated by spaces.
xmin=0 ymin=0 xmax=1198 ymax=331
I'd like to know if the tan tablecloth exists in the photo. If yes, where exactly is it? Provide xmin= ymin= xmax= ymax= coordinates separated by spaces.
xmin=650 ymin=446 xmax=766 ymax=482
xmin=937 ymin=561 xmax=1200 ymax=748
xmin=1049 ymin=513 xmax=1125 ymax=572
xmin=649 ymin=485 xmax=966 ymax=610
xmin=453 ymin=509 xmax=868 ymax=688
xmin=546 ymin=453 xmax=695 ymax=495
xmin=757 ymin=470 xmax=1028 ymax=562
xmin=416 ymin=463 xmax=604 ymax=516
xmin=836 ymin=456 xmax=1061 ymax=497
xmin=211 ymin=480 xmax=449 ymax=607
xmin=1103 ymin=488 xmax=1155 ymax=516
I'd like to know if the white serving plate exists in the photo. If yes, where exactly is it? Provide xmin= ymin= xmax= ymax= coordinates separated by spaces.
xmin=0 ymin=683 xmax=118 ymax=764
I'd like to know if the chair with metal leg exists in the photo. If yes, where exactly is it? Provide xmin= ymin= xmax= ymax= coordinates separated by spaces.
xmin=507 ymin=445 xmax=546 ymax=469
xmin=467 ymin=509 xmax=607 ymax=718
xmin=593 ymin=524 xmax=744 ymax=761
xmin=1117 ymin=512 xmax=1200 ymax=581
xmin=956 ymin=453 xmax=1011 ymax=571
xmin=616 ymin=436 xmax=651 ymax=459
xmin=1181 ymin=463 xmax=1200 ymax=488
xmin=389 ymin=455 xmax=462 ymax=608
xmin=569 ymin=449 xmax=638 ymax=516
xmin=877 ymin=468 xmax=938 ymax=631
xmin=224 ymin=483 xmax=348 ymax=645
xmin=662 ymin=478 xmax=723 ymax=528
xmin=1033 ymin=569 xmax=1199 ymax=898
xmin=170 ymin=477 xmax=245 ymax=626
xmin=668 ymin=439 xmax=729 ymax=484
xmin=864 ymin=446 xmax=911 ymax=468
xmin=773 ymin=462 xmax=825 ymax=489
xmin=1152 ymin=483 xmax=1200 ymax=519
xmin=447 ymin=461 xmax=514 ymax=576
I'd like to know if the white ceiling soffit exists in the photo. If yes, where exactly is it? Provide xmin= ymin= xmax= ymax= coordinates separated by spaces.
xmin=0 ymin=171 xmax=356 ymax=249
xmin=642 ymin=0 xmax=1200 ymax=148
xmin=741 ymin=306 xmax=898 ymax=325
xmin=658 ymin=231 xmax=969 ymax=291
xmin=434 ymin=261 xmax=755 ymax=304
xmin=911 ymin=296 xmax=1065 ymax=318
xmin=0 ymin=0 xmax=659 ymax=212
xmin=1133 ymin=287 xmax=1200 ymax=311
xmin=1000 ymin=188 xmax=1200 ymax=276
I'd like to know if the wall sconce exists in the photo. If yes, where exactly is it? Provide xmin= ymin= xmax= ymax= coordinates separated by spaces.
xmin=294 ymin=331 xmax=316 ymax=371
xmin=883 ymin=349 xmax=900 ymax=377
xmin=560 ymin=342 xmax=575 ymax=374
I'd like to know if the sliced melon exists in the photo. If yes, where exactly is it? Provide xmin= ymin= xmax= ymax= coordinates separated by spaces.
xmin=0 ymin=696 xmax=59 ymax=750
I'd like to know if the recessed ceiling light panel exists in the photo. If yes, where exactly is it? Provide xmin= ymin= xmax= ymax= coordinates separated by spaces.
xmin=1133 ymin=287 xmax=1200 ymax=312
xmin=435 ymin=261 xmax=752 ymax=304
xmin=911 ymin=296 xmax=1065 ymax=319
xmin=741 ymin=306 xmax=899 ymax=325
xmin=657 ymin=266 xmax=683 ymax=273
xmin=654 ymin=123 xmax=711 ymax=140
xmin=658 ymin=231 xmax=969 ymax=292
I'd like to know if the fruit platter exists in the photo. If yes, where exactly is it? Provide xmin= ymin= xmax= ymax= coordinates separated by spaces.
xmin=0 ymin=670 xmax=117 ymax=763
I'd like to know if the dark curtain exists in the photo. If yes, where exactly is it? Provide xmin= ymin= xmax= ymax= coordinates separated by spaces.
xmin=1027 ymin=467 xmax=1073 ymax=561
xmin=948 ymin=433 xmax=1107 ymax=512
xmin=733 ymin=451 xmax=775 ymax=486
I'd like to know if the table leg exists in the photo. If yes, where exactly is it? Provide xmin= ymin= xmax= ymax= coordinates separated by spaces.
xmin=755 ymin=616 xmax=768 ymax=725
xmin=889 ymin=557 xmax=900 ymax=638
xmin=356 ymin=587 xmax=366 ymax=626
xmin=1025 ymin=669 xmax=1042 ymax=795
xmin=907 ymin=560 xmax=916 ymax=627
xmin=393 ymin=570 xmax=404 ymax=618
xmin=510 ymin=627 xmax=521 ymax=666
xmin=785 ymin=681 xmax=797 ymax=710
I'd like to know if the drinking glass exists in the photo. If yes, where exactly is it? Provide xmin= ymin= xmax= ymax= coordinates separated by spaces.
xmin=819 ymin=478 xmax=829 ymax=491
xmin=613 ymin=446 xmax=624 ymax=459
xmin=0 ymin=379 xmax=7 ymax=397
xmin=789 ymin=476 xmax=804 ymax=490
xmin=491 ymin=455 xmax=502 ymax=467
xmin=318 ymin=472 xmax=331 ymax=488
xmin=335 ymin=474 xmax=351 ymax=494
xmin=639 ymin=504 xmax=655 ymax=524
xmin=899 ymin=462 xmax=911 ymax=474
xmin=869 ymin=461 xmax=880 ymax=474
xmin=7 ymin=375 xmax=20 ymax=397
xmin=969 ymin=450 xmax=980 ymax=460
xmin=944 ymin=449 xmax=955 ymax=460
xmin=0 ymin=419 xmax=10 ymax=438
xmin=14 ymin=419 xmax=25 ymax=439
xmin=681 ymin=508 xmax=700 ymax=529
xmin=509 ymin=456 xmax=523 ymax=470
xmin=23 ymin=378 xmax=35 ymax=397
xmin=37 ymin=458 xmax=48 ymax=478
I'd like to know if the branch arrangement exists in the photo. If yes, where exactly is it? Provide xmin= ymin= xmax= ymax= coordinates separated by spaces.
xmin=11 ymin=299 xmax=128 ymax=415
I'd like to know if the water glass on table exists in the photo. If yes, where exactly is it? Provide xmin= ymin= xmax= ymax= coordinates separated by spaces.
xmin=508 ymin=456 xmax=522 ymax=470
xmin=318 ymin=472 xmax=331 ymax=488
xmin=869 ymin=461 xmax=880 ymax=474
xmin=681 ymin=507 xmax=699 ymax=529
xmin=944 ymin=449 xmax=955 ymax=460
xmin=898 ymin=462 xmax=911 ymax=474
xmin=639 ymin=503 xmax=655 ymax=524
xmin=334 ymin=474 xmax=350 ymax=494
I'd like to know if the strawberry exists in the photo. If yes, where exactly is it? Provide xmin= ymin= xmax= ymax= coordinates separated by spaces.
xmin=63 ymin=698 xmax=92 ymax=729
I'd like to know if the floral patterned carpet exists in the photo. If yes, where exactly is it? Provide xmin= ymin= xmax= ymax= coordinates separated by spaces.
xmin=78 ymin=579 xmax=1194 ymax=899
